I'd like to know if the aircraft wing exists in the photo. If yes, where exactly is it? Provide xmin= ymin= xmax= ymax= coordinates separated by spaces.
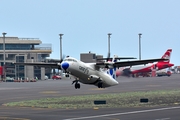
xmin=13 ymin=62 xmax=60 ymax=69
xmin=97 ymin=57 xmax=136 ymax=61
xmin=96 ymin=58 xmax=166 ymax=68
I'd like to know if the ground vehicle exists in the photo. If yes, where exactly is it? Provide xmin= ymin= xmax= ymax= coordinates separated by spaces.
xmin=156 ymin=70 xmax=172 ymax=77
xmin=44 ymin=75 xmax=48 ymax=80
xmin=5 ymin=77 xmax=14 ymax=82
xmin=52 ymin=75 xmax=61 ymax=80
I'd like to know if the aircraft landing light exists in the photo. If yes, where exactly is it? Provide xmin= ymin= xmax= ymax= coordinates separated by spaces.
xmin=40 ymin=91 xmax=59 ymax=94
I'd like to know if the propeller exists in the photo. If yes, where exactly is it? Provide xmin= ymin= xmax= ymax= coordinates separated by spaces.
xmin=45 ymin=55 xmax=66 ymax=70
xmin=43 ymin=54 xmax=66 ymax=64
xmin=60 ymin=54 xmax=66 ymax=63
xmin=107 ymin=52 xmax=111 ymax=62
xmin=104 ymin=52 xmax=111 ymax=68
xmin=97 ymin=52 xmax=136 ymax=62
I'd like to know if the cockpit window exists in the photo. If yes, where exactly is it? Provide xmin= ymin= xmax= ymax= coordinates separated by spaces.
xmin=63 ymin=59 xmax=68 ymax=61
xmin=73 ymin=59 xmax=77 ymax=62
xmin=63 ymin=58 xmax=77 ymax=62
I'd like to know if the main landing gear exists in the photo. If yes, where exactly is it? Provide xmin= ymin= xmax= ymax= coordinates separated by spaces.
xmin=96 ymin=77 xmax=103 ymax=88
xmin=72 ymin=80 xmax=80 ymax=89
xmin=98 ymin=81 xmax=103 ymax=88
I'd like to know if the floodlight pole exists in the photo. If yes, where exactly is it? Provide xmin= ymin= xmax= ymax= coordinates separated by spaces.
xmin=107 ymin=33 xmax=112 ymax=57
xmin=138 ymin=33 xmax=142 ymax=60
xmin=59 ymin=34 xmax=64 ymax=60
xmin=2 ymin=32 xmax=7 ymax=81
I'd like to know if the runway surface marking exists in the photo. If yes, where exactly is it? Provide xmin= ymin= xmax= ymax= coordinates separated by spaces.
xmin=63 ymin=106 xmax=180 ymax=120
xmin=40 ymin=91 xmax=59 ymax=94
xmin=0 ymin=88 xmax=26 ymax=90
xmin=0 ymin=116 xmax=30 ymax=120
xmin=155 ymin=118 xmax=170 ymax=120
xmin=146 ymin=85 xmax=161 ymax=87
xmin=89 ymin=88 xmax=107 ymax=90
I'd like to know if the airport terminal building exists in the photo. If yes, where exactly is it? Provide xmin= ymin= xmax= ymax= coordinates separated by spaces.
xmin=0 ymin=36 xmax=105 ymax=81
xmin=0 ymin=37 xmax=52 ymax=81
xmin=80 ymin=51 xmax=103 ymax=63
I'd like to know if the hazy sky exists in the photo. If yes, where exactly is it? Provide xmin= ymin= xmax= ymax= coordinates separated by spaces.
xmin=1 ymin=0 xmax=179 ymax=65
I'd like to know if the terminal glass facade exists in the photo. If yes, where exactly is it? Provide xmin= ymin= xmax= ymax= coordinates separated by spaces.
xmin=0 ymin=44 xmax=31 ymax=50
xmin=15 ymin=56 xmax=25 ymax=79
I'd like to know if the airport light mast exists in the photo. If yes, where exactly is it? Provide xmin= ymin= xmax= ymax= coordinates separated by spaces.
xmin=2 ymin=32 xmax=7 ymax=81
xmin=107 ymin=33 xmax=112 ymax=58
xmin=59 ymin=34 xmax=64 ymax=60
xmin=138 ymin=33 xmax=142 ymax=60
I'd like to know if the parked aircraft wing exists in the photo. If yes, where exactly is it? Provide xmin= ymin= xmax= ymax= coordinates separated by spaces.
xmin=13 ymin=62 xmax=60 ymax=69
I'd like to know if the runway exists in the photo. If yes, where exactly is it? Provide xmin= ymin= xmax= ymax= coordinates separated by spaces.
xmin=0 ymin=74 xmax=180 ymax=120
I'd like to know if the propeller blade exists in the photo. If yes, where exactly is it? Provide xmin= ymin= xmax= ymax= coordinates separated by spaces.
xmin=60 ymin=54 xmax=66 ymax=63
xmin=107 ymin=52 xmax=111 ymax=61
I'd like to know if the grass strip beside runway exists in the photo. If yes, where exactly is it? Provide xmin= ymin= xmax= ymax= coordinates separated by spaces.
xmin=5 ymin=89 xmax=180 ymax=109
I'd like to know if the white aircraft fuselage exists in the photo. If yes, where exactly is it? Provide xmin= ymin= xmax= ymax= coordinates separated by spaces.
xmin=61 ymin=57 xmax=119 ymax=87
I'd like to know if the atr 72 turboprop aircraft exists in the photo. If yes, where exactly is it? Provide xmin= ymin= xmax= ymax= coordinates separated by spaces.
xmin=116 ymin=49 xmax=174 ymax=77
xmin=13 ymin=56 xmax=166 ymax=89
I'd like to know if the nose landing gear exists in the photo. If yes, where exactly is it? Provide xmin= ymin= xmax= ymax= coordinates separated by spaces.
xmin=65 ymin=74 xmax=69 ymax=77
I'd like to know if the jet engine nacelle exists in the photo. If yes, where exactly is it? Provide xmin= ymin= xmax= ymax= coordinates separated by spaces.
xmin=88 ymin=75 xmax=100 ymax=81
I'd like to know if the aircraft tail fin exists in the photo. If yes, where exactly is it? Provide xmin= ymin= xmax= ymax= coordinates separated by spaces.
xmin=160 ymin=49 xmax=172 ymax=63
xmin=106 ymin=55 xmax=118 ymax=79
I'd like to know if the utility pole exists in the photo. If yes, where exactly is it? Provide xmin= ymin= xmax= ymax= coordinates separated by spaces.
xmin=107 ymin=33 xmax=112 ymax=58
xmin=138 ymin=33 xmax=142 ymax=60
xmin=2 ymin=32 xmax=7 ymax=81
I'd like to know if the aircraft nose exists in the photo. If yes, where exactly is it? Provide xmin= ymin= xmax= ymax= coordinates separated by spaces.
xmin=61 ymin=62 xmax=69 ymax=70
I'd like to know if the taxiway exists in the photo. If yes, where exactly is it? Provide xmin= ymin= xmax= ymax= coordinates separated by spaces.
xmin=0 ymin=74 xmax=180 ymax=120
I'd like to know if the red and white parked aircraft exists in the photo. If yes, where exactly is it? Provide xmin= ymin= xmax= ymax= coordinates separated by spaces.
xmin=116 ymin=49 xmax=174 ymax=77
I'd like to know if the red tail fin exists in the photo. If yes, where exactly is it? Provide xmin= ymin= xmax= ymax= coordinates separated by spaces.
xmin=161 ymin=49 xmax=172 ymax=63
